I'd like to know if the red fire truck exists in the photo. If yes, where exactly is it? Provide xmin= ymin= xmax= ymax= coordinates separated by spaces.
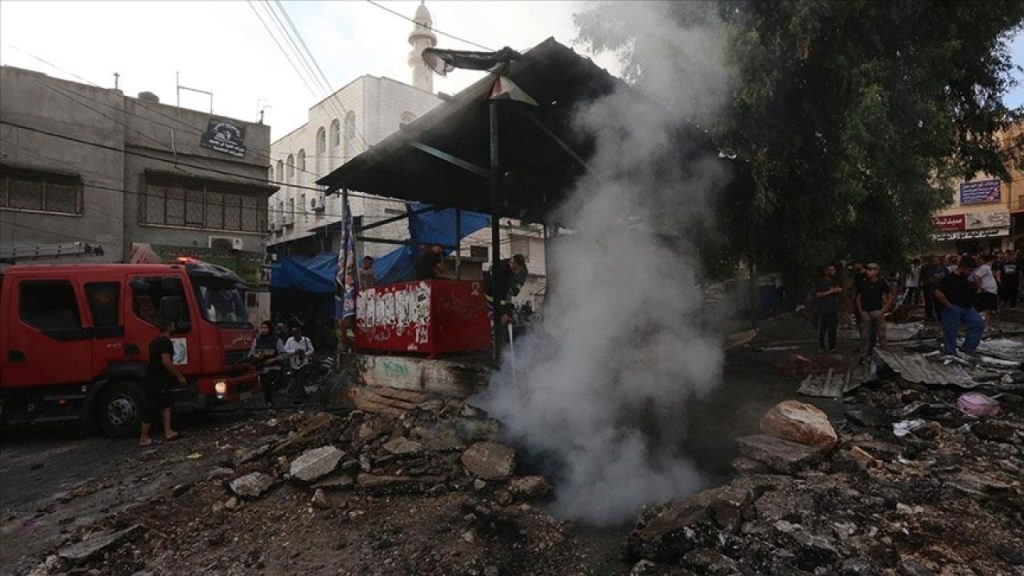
xmin=0 ymin=260 xmax=259 ymax=436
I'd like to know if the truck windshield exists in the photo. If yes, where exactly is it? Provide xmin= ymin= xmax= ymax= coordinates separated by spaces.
xmin=191 ymin=277 xmax=250 ymax=327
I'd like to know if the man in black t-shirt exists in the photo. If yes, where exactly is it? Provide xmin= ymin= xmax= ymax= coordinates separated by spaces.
xmin=935 ymin=256 xmax=985 ymax=358
xmin=855 ymin=263 xmax=892 ymax=357
xmin=140 ymin=320 xmax=186 ymax=447
xmin=414 ymin=244 xmax=445 ymax=280
xmin=814 ymin=265 xmax=843 ymax=353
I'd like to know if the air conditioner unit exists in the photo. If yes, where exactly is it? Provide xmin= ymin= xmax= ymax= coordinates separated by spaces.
xmin=311 ymin=196 xmax=326 ymax=212
xmin=270 ymin=222 xmax=281 ymax=232
xmin=209 ymin=236 xmax=244 ymax=251
xmin=283 ymin=214 xmax=294 ymax=226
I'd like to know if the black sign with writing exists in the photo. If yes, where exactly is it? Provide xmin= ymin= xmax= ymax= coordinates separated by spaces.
xmin=200 ymin=119 xmax=246 ymax=158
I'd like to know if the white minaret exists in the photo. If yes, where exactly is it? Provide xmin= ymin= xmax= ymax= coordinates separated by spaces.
xmin=408 ymin=1 xmax=437 ymax=93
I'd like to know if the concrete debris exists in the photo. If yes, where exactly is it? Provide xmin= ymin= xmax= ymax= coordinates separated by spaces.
xmin=381 ymin=436 xmax=423 ymax=456
xmin=229 ymin=472 xmax=275 ymax=499
xmin=508 ymin=476 xmax=553 ymax=501
xmin=760 ymin=400 xmax=838 ymax=449
xmin=735 ymin=434 xmax=820 ymax=473
xmin=310 ymin=488 xmax=331 ymax=510
xmin=454 ymin=417 xmax=502 ymax=443
xmin=312 ymin=474 xmax=355 ymax=492
xmin=58 ymin=525 xmax=142 ymax=564
xmin=289 ymin=446 xmax=345 ymax=483
xmin=461 ymin=441 xmax=517 ymax=481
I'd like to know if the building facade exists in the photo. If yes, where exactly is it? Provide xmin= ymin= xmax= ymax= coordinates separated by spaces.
xmin=267 ymin=3 xmax=547 ymax=311
xmin=931 ymin=126 xmax=1024 ymax=254
xmin=0 ymin=65 xmax=274 ymax=319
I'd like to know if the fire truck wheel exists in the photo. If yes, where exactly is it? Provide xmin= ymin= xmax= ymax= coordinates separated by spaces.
xmin=99 ymin=381 xmax=145 ymax=437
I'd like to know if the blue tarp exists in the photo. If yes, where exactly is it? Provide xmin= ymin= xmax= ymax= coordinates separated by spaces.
xmin=270 ymin=203 xmax=490 ymax=291
xmin=369 ymin=202 xmax=490 ymax=286
xmin=270 ymin=252 xmax=337 ymax=293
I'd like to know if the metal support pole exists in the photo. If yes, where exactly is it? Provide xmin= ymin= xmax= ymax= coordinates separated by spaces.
xmin=455 ymin=208 xmax=462 ymax=280
xmin=489 ymin=100 xmax=503 ymax=367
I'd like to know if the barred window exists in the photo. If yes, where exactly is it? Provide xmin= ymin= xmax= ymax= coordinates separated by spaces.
xmin=141 ymin=173 xmax=267 ymax=233
xmin=0 ymin=167 xmax=82 ymax=215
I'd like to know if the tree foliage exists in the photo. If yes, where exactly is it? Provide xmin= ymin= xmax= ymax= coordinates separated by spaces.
xmin=576 ymin=0 xmax=1024 ymax=291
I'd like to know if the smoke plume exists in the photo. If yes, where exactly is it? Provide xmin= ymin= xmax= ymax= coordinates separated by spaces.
xmin=478 ymin=2 xmax=734 ymax=525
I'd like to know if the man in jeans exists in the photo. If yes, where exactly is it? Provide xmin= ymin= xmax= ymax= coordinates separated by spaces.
xmin=855 ymin=263 xmax=892 ymax=357
xmin=815 ymin=264 xmax=842 ymax=353
xmin=935 ymin=256 xmax=984 ymax=359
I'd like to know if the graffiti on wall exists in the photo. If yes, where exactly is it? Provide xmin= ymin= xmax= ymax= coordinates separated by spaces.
xmin=356 ymin=281 xmax=432 ymax=349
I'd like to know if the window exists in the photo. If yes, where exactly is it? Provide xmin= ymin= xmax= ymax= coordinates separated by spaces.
xmin=330 ymin=120 xmax=340 ymax=148
xmin=286 ymin=198 xmax=295 ymax=224
xmin=286 ymin=154 xmax=295 ymax=181
xmin=131 ymin=276 xmax=190 ymax=328
xmin=400 ymin=111 xmax=416 ymax=126
xmin=193 ymin=277 xmax=249 ymax=327
xmin=19 ymin=280 xmax=81 ymax=330
xmin=299 ymin=194 xmax=306 ymax=222
xmin=140 ymin=173 xmax=267 ymax=233
xmin=85 ymin=282 xmax=121 ymax=331
xmin=316 ymin=127 xmax=327 ymax=175
xmin=275 ymin=160 xmax=284 ymax=183
xmin=268 ymin=166 xmax=274 ymax=181
xmin=470 ymin=245 xmax=488 ymax=260
xmin=343 ymin=111 xmax=357 ymax=161
xmin=1 ymin=166 xmax=83 ymax=215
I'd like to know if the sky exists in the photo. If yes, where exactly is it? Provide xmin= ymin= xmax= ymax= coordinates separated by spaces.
xmin=0 ymin=0 xmax=620 ymax=142
xmin=1 ymin=1 xmax=1022 ymax=142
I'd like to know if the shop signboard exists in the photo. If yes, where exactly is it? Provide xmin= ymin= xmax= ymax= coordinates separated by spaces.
xmin=200 ymin=119 xmax=247 ymax=158
xmin=959 ymin=179 xmax=1001 ymax=205
xmin=964 ymin=211 xmax=1010 ymax=230
xmin=930 ymin=228 xmax=1009 ymax=242
xmin=932 ymin=214 xmax=965 ymax=232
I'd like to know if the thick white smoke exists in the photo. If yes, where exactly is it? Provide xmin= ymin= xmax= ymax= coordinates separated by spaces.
xmin=478 ymin=2 xmax=734 ymax=525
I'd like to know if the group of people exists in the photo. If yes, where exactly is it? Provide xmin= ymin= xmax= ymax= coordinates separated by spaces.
xmin=247 ymin=321 xmax=316 ymax=409
xmin=814 ymin=248 xmax=1022 ymax=362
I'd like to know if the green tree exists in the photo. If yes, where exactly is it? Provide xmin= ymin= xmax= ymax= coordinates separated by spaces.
xmin=576 ymin=0 xmax=1024 ymax=295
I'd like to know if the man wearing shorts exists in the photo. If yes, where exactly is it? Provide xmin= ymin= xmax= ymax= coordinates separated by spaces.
xmin=140 ymin=320 xmax=185 ymax=446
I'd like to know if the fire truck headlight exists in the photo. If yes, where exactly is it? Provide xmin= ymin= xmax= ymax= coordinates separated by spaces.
xmin=214 ymin=380 xmax=227 ymax=396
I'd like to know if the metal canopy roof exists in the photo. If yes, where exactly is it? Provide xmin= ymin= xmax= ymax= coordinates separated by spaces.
xmin=317 ymin=38 xmax=629 ymax=223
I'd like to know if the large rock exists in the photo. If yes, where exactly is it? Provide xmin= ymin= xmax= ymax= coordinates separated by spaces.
xmin=229 ymin=472 xmax=275 ymax=499
xmin=761 ymin=401 xmax=837 ymax=450
xmin=289 ymin=446 xmax=345 ymax=483
xmin=461 ymin=441 xmax=516 ymax=481
xmin=735 ymin=434 xmax=820 ymax=474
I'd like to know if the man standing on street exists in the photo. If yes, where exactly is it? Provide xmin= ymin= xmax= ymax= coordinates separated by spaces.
xmin=485 ymin=254 xmax=528 ymax=330
xmin=995 ymin=250 xmax=1020 ymax=308
xmin=140 ymin=320 xmax=185 ymax=447
xmin=815 ymin=265 xmax=842 ymax=353
xmin=855 ymin=263 xmax=892 ymax=357
xmin=358 ymin=256 xmax=376 ymax=289
xmin=904 ymin=258 xmax=921 ymax=308
xmin=935 ymin=256 xmax=985 ymax=359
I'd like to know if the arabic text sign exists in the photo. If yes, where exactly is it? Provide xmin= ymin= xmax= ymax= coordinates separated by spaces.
xmin=932 ymin=214 xmax=965 ymax=232
xmin=200 ymin=119 xmax=247 ymax=158
xmin=931 ymin=228 xmax=1009 ymax=242
xmin=959 ymin=179 xmax=1001 ymax=205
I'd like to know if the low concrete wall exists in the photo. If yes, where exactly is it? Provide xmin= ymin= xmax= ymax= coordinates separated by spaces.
xmin=351 ymin=354 xmax=490 ymax=398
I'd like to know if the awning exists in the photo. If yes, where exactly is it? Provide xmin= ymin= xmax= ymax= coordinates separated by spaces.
xmin=317 ymin=38 xmax=631 ymax=224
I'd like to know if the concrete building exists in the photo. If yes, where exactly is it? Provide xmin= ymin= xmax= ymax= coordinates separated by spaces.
xmin=0 ymin=65 xmax=275 ymax=319
xmin=931 ymin=125 xmax=1024 ymax=254
xmin=267 ymin=2 xmax=547 ymax=311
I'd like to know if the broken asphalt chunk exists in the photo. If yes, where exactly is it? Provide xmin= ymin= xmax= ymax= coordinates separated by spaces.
xmin=735 ymin=434 xmax=820 ymax=474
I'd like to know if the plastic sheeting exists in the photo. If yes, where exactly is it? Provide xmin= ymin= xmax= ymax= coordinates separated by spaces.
xmin=271 ymin=252 xmax=338 ymax=293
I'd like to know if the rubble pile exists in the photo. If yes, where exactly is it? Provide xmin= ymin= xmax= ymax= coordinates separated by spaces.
xmin=29 ymin=400 xmax=601 ymax=576
xmin=628 ymin=383 xmax=1024 ymax=575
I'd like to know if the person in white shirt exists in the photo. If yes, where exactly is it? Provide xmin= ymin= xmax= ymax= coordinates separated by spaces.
xmin=904 ymin=257 xmax=921 ymax=307
xmin=972 ymin=253 xmax=999 ymax=322
xmin=284 ymin=326 xmax=314 ymax=371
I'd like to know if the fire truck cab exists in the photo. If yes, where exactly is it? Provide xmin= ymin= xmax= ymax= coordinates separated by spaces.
xmin=0 ymin=260 xmax=258 ymax=436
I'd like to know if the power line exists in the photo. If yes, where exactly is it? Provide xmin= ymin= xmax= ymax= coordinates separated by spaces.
xmin=364 ymin=0 xmax=493 ymax=51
